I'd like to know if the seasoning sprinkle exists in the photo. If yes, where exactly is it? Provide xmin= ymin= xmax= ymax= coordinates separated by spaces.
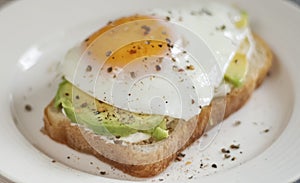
xmin=25 ymin=104 xmax=32 ymax=112
xmin=129 ymin=49 xmax=137 ymax=54
xmin=155 ymin=65 xmax=161 ymax=71
xmin=186 ymin=65 xmax=195 ymax=70
xmin=107 ymin=67 xmax=113 ymax=73
xmin=224 ymin=154 xmax=231 ymax=159
xmin=141 ymin=25 xmax=151 ymax=35
xmin=201 ymin=8 xmax=212 ymax=16
xmin=211 ymin=163 xmax=217 ymax=168
xmin=130 ymin=72 xmax=136 ymax=79
xmin=86 ymin=65 xmax=92 ymax=72
xmin=230 ymin=144 xmax=240 ymax=149
xmin=81 ymin=102 xmax=88 ymax=108
xmin=165 ymin=16 xmax=171 ymax=21
xmin=100 ymin=171 xmax=106 ymax=175
xmin=233 ymin=120 xmax=241 ymax=126
xmin=221 ymin=148 xmax=230 ymax=154
xmin=105 ymin=50 xmax=112 ymax=57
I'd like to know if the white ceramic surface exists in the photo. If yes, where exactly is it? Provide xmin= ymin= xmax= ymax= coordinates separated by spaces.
xmin=0 ymin=0 xmax=300 ymax=182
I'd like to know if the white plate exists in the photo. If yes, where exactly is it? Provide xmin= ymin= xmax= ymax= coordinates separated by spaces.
xmin=1 ymin=0 xmax=300 ymax=182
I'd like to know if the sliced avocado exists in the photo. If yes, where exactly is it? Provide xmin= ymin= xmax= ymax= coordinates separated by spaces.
xmin=235 ymin=11 xmax=248 ymax=28
xmin=152 ymin=119 xmax=168 ymax=140
xmin=55 ymin=80 xmax=169 ymax=140
xmin=224 ymin=53 xmax=248 ymax=87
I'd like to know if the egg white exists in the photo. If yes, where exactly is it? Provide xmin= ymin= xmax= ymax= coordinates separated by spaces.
xmin=61 ymin=2 xmax=254 ymax=121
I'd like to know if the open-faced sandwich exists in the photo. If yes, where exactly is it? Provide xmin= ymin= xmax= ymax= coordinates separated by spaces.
xmin=43 ymin=1 xmax=272 ymax=178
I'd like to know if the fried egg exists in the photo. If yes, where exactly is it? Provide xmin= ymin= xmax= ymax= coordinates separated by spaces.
xmin=61 ymin=2 xmax=254 ymax=121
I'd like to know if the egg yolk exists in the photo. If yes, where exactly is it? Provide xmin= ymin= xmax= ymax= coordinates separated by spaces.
xmin=82 ymin=15 xmax=174 ymax=69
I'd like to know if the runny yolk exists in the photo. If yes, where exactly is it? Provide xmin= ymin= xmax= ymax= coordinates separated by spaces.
xmin=82 ymin=15 xmax=174 ymax=69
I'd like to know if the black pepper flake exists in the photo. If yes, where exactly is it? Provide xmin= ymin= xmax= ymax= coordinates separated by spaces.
xmin=90 ymin=162 xmax=93 ymax=165
xmin=167 ymin=43 xmax=174 ymax=48
xmin=80 ymin=102 xmax=88 ymax=108
xmin=178 ymin=153 xmax=186 ymax=157
xmin=52 ymin=160 xmax=56 ymax=163
xmin=107 ymin=67 xmax=113 ymax=73
xmin=86 ymin=65 xmax=92 ymax=72
xmin=130 ymin=72 xmax=136 ymax=79
xmin=107 ymin=21 xmax=113 ymax=25
xmin=67 ymin=156 xmax=70 ymax=159
xmin=230 ymin=144 xmax=240 ymax=149
xmin=201 ymin=8 xmax=212 ymax=16
xmin=75 ymin=95 xmax=80 ymax=100
xmin=64 ymin=93 xmax=69 ymax=96
xmin=191 ymin=99 xmax=195 ymax=104
xmin=141 ymin=25 xmax=151 ymax=35
xmin=188 ymin=176 xmax=193 ymax=179
xmin=165 ymin=16 xmax=171 ymax=21
xmin=233 ymin=120 xmax=241 ymax=126
xmin=200 ymin=163 xmax=204 ymax=168
xmin=186 ymin=65 xmax=195 ymax=70
xmin=84 ymin=38 xmax=89 ymax=42
xmin=165 ymin=38 xmax=171 ymax=44
xmin=263 ymin=129 xmax=270 ymax=133
xmin=171 ymin=57 xmax=176 ymax=62
xmin=221 ymin=148 xmax=230 ymax=154
xmin=145 ymin=40 xmax=151 ymax=45
xmin=115 ymin=135 xmax=121 ymax=139
xmin=159 ymin=178 xmax=164 ymax=181
xmin=175 ymin=157 xmax=182 ymax=161
xmin=158 ymin=44 xmax=163 ymax=48
xmin=25 ymin=104 xmax=32 ymax=112
xmin=199 ymin=105 xmax=202 ymax=109
xmin=234 ymin=59 xmax=238 ymax=63
xmin=155 ymin=65 xmax=161 ymax=71
xmin=178 ymin=68 xmax=184 ymax=72
xmin=128 ymin=93 xmax=131 ymax=96
xmin=129 ymin=49 xmax=137 ymax=54
xmin=231 ymin=157 xmax=236 ymax=161
xmin=100 ymin=171 xmax=106 ymax=175
xmin=216 ymin=25 xmax=226 ymax=31
xmin=224 ymin=154 xmax=231 ymax=159
xmin=211 ymin=163 xmax=217 ymax=168
xmin=105 ymin=50 xmax=112 ymax=57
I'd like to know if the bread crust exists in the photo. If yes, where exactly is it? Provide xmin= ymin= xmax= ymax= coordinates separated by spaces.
xmin=43 ymin=35 xmax=272 ymax=177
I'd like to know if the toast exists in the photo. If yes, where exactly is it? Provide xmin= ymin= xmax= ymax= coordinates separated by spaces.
xmin=43 ymin=34 xmax=272 ymax=177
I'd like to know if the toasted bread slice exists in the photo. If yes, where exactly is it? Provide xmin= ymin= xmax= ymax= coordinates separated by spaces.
xmin=43 ymin=34 xmax=272 ymax=177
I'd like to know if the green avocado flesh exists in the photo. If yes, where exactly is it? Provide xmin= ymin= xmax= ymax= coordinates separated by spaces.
xmin=225 ymin=53 xmax=248 ymax=87
xmin=54 ymin=80 xmax=169 ymax=141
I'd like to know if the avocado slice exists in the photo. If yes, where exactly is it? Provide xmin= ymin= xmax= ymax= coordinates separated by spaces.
xmin=54 ymin=80 xmax=170 ymax=140
xmin=224 ymin=53 xmax=248 ymax=87
xmin=235 ymin=11 xmax=248 ymax=28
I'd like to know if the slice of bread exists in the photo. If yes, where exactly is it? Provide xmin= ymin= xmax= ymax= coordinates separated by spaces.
xmin=43 ymin=34 xmax=272 ymax=178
